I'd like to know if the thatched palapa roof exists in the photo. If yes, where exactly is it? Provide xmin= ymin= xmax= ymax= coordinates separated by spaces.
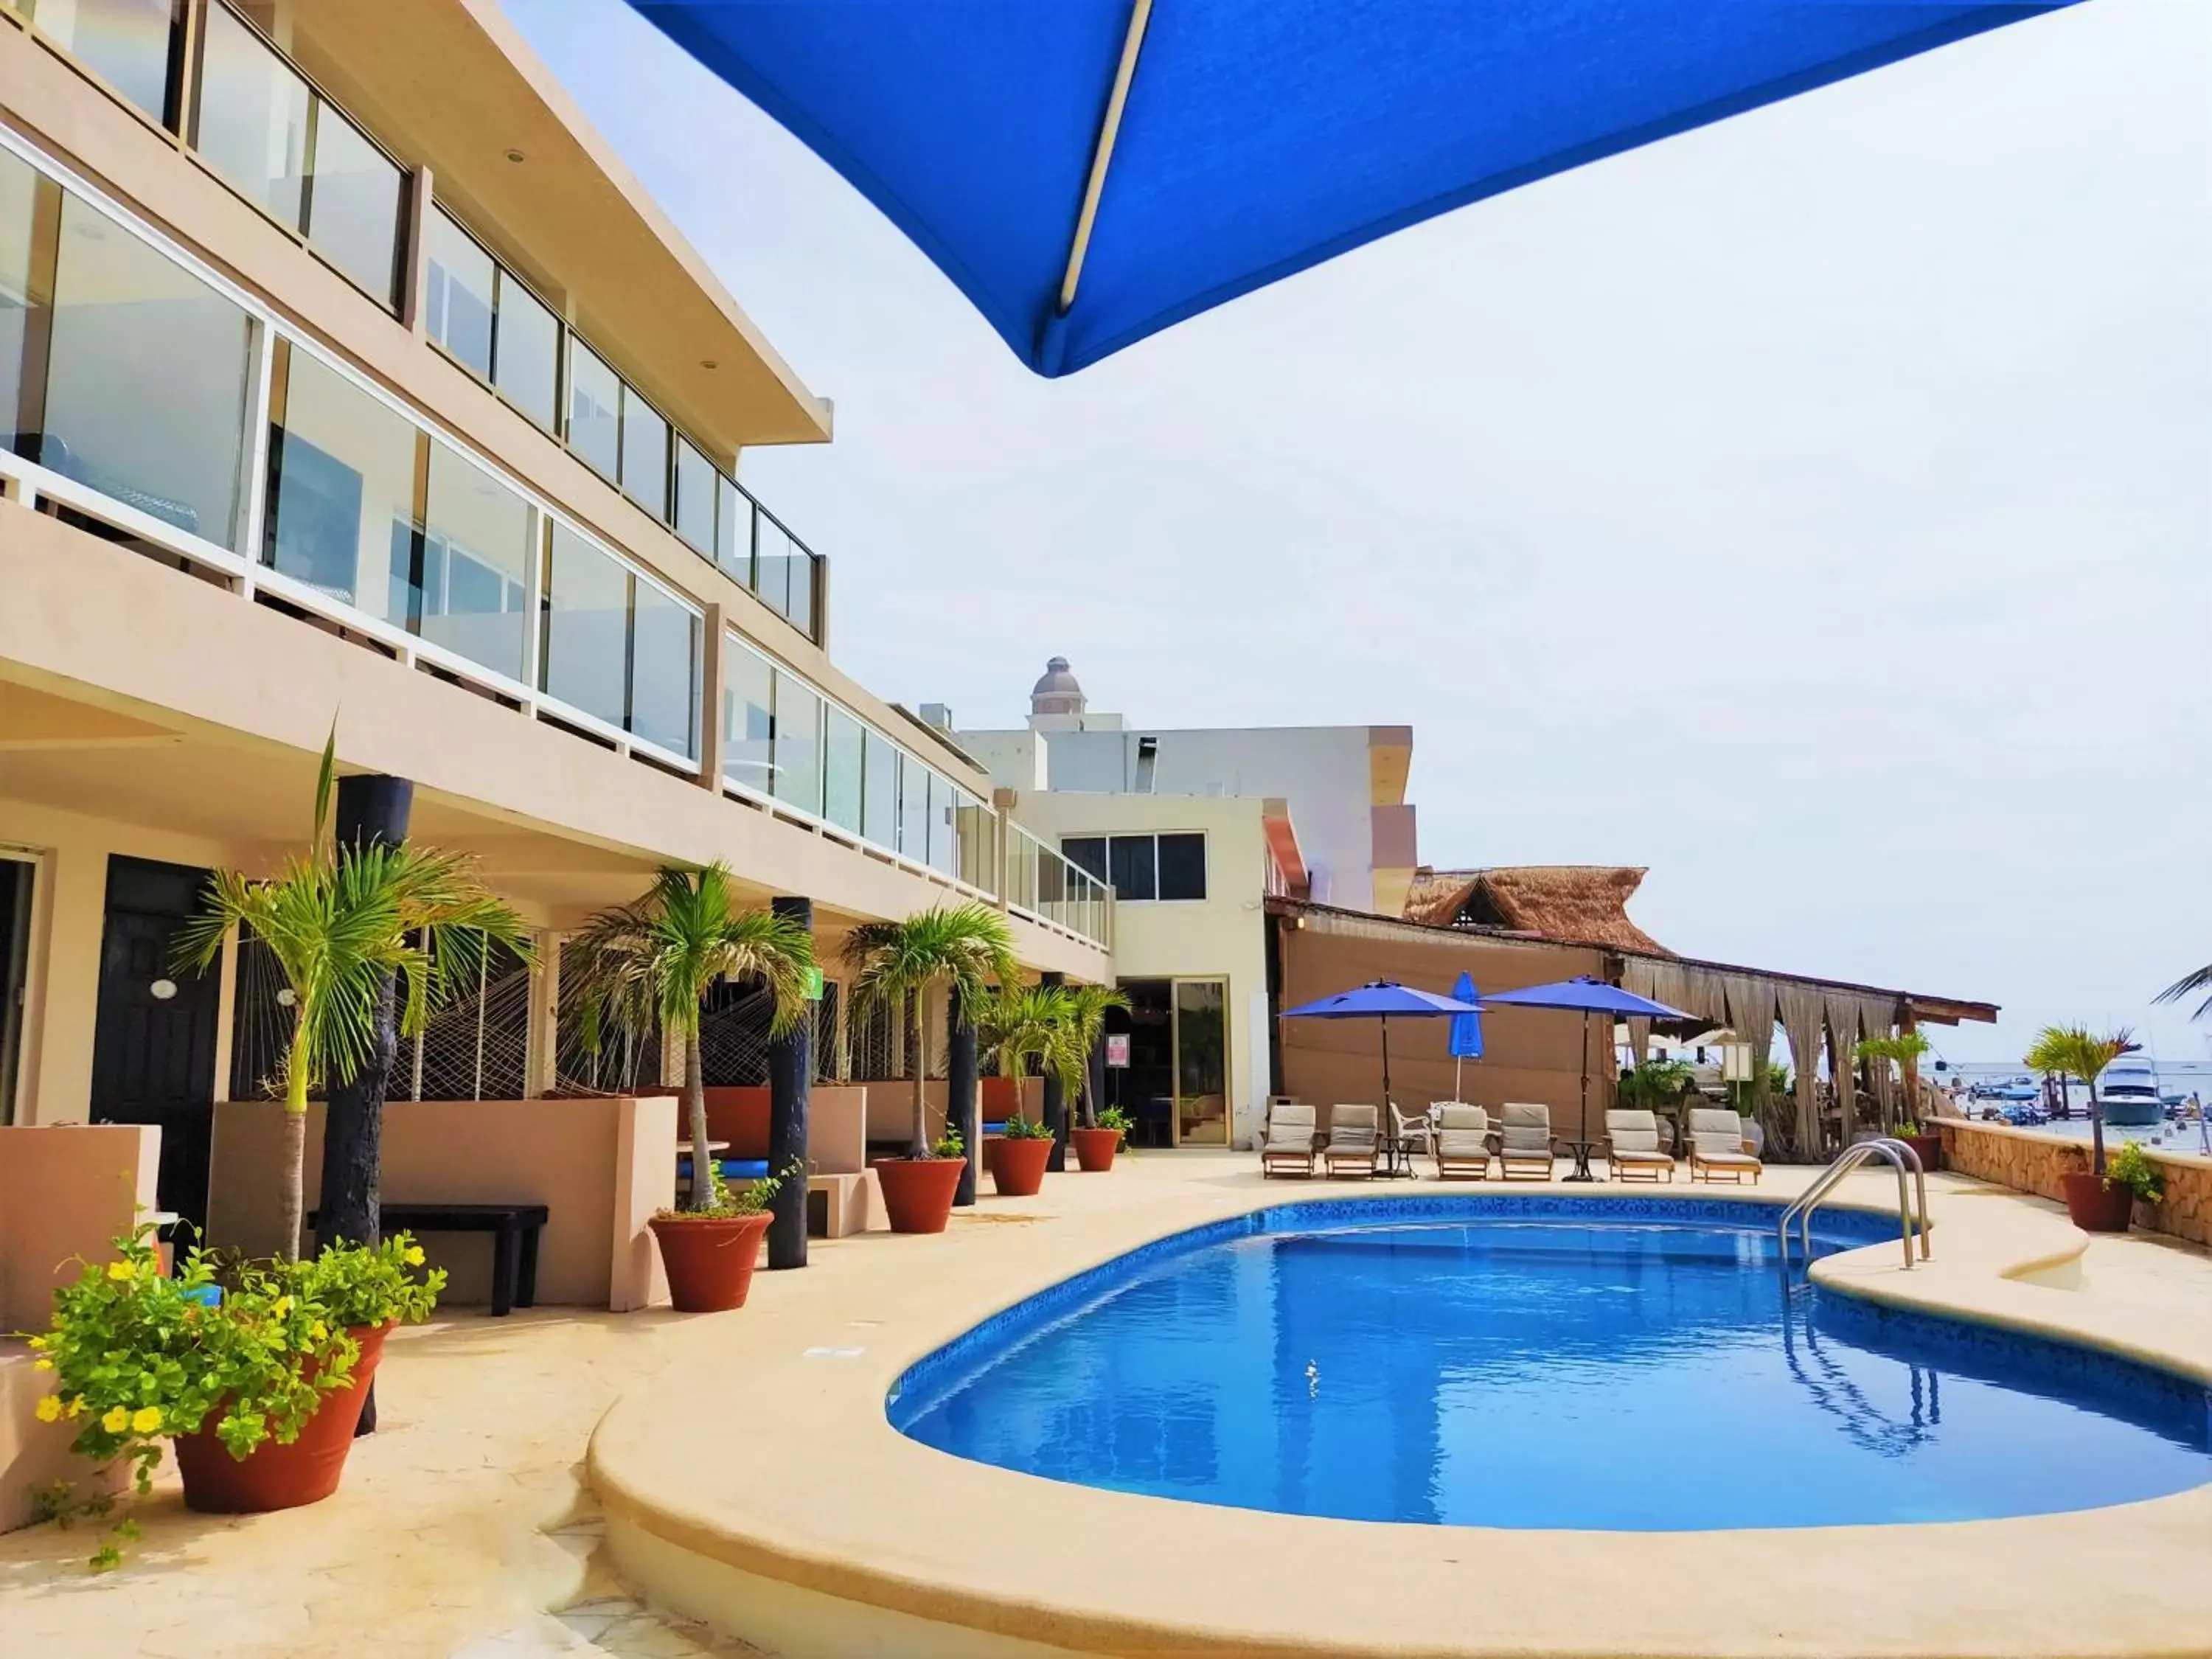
xmin=1402 ymin=866 xmax=1672 ymax=956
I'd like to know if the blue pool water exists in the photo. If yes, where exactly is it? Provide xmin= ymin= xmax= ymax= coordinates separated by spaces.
xmin=890 ymin=1199 xmax=2212 ymax=1529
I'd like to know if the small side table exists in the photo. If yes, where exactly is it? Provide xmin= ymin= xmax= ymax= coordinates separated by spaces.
xmin=1558 ymin=1137 xmax=1604 ymax=1183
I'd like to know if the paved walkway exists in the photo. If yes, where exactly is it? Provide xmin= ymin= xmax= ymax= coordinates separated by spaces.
xmin=3 ymin=1152 xmax=2208 ymax=1658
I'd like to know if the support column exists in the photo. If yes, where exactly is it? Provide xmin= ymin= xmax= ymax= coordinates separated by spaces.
xmin=766 ymin=895 xmax=813 ymax=1270
xmin=1040 ymin=970 xmax=1067 ymax=1172
xmin=949 ymin=981 xmax=979 ymax=1207
xmin=525 ymin=928 xmax=561 ymax=1099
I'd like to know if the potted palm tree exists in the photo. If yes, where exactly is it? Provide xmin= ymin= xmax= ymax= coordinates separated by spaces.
xmin=978 ymin=982 xmax=1071 ymax=1197
xmin=1060 ymin=984 xmax=1131 ymax=1172
xmin=843 ymin=903 xmax=1014 ymax=1233
xmin=563 ymin=863 xmax=815 ymax=1311
xmin=2025 ymin=1024 xmax=2135 ymax=1231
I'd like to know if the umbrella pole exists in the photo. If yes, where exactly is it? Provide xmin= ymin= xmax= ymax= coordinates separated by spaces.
xmin=1454 ymin=1054 xmax=1463 ymax=1102
xmin=1380 ymin=1015 xmax=1391 ymax=1107
xmin=1580 ymin=1012 xmax=1591 ymax=1143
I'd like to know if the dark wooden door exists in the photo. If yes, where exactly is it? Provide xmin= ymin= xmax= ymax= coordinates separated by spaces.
xmin=90 ymin=856 xmax=220 ymax=1237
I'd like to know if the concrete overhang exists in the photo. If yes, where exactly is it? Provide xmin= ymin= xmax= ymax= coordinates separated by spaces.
xmin=272 ymin=0 xmax=832 ymax=458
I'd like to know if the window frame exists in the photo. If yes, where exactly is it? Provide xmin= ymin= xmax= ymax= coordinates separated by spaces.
xmin=1061 ymin=832 xmax=1207 ymax=905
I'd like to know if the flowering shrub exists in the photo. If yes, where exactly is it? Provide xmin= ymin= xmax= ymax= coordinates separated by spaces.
xmin=296 ymin=1232 xmax=445 ymax=1329
xmin=2104 ymin=1141 xmax=2166 ymax=1205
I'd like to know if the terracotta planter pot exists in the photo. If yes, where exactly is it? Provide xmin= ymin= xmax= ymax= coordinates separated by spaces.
xmin=991 ymin=1136 xmax=1053 ymax=1197
xmin=175 ymin=1322 xmax=390 ymax=1514
xmin=873 ymin=1156 xmax=966 ymax=1234
xmin=1069 ymin=1127 xmax=1121 ymax=1172
xmin=1899 ymin=1133 xmax=1944 ymax=1173
xmin=2061 ymin=1171 xmax=2135 ymax=1233
xmin=650 ymin=1211 xmax=772 ymax=1313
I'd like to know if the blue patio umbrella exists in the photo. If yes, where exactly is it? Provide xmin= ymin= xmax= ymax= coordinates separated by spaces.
xmin=1281 ymin=979 xmax=1483 ymax=1109
xmin=626 ymin=1 xmax=2078 ymax=375
xmin=1479 ymin=977 xmax=1691 ymax=1141
xmin=1447 ymin=971 xmax=1484 ymax=1102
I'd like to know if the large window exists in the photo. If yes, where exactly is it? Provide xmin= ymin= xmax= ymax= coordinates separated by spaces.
xmin=41 ymin=189 xmax=253 ymax=544
xmin=265 ymin=342 xmax=418 ymax=617
xmin=190 ymin=4 xmax=403 ymax=308
xmin=27 ymin=0 xmax=183 ymax=128
xmin=419 ymin=439 xmax=532 ymax=681
xmin=1064 ymin=833 xmax=1206 ymax=902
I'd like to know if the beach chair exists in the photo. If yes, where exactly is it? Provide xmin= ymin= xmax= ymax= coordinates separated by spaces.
xmin=1496 ymin=1102 xmax=1557 ymax=1181
xmin=1686 ymin=1107 xmax=1763 ymax=1184
xmin=1321 ymin=1104 xmax=1380 ymax=1178
xmin=1259 ymin=1102 xmax=1318 ymax=1178
xmin=1602 ymin=1109 xmax=1676 ymax=1183
xmin=1390 ymin=1102 xmax=1436 ymax=1165
xmin=1432 ymin=1103 xmax=1492 ymax=1180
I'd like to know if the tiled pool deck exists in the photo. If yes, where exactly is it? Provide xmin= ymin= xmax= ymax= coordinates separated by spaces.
xmin=4 ymin=1152 xmax=2209 ymax=1657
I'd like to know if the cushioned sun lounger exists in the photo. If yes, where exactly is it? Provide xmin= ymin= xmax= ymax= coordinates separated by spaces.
xmin=1322 ymin=1104 xmax=1380 ymax=1178
xmin=1686 ymin=1107 xmax=1763 ymax=1184
xmin=1497 ymin=1102 xmax=1558 ymax=1180
xmin=1432 ymin=1103 xmax=1492 ymax=1180
xmin=1603 ymin=1109 xmax=1676 ymax=1183
xmin=1261 ymin=1102 xmax=1318 ymax=1178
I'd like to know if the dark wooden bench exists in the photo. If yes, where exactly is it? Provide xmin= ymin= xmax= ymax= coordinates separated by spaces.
xmin=310 ymin=1203 xmax=549 ymax=1316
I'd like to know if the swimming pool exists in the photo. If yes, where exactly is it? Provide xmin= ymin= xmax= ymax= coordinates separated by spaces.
xmin=889 ymin=1197 xmax=2212 ymax=1530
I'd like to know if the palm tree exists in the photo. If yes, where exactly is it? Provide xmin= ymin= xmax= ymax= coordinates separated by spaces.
xmin=2024 ymin=1024 xmax=2132 ymax=1177
xmin=977 ymin=982 xmax=1071 ymax=1125
xmin=563 ymin=863 xmax=815 ymax=1214
xmin=174 ymin=737 xmax=529 ymax=1261
xmin=841 ymin=904 xmax=1015 ymax=1160
xmin=1855 ymin=1032 xmax=1933 ymax=1127
xmin=1059 ymin=983 xmax=1130 ymax=1128
xmin=2155 ymin=963 xmax=2212 ymax=1021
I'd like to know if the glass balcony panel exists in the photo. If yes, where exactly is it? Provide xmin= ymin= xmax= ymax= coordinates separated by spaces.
xmin=541 ymin=522 xmax=630 ymax=730
xmin=425 ymin=209 xmax=493 ymax=379
xmin=771 ymin=672 xmax=822 ymax=815
xmin=927 ymin=773 xmax=959 ymax=880
xmin=785 ymin=549 xmax=815 ymax=640
xmin=419 ymin=439 xmax=531 ymax=681
xmin=722 ymin=639 xmax=775 ymax=795
xmin=31 ymin=0 xmax=181 ymax=128
xmin=619 ymin=392 xmax=668 ymax=518
xmin=0 ymin=151 xmax=46 ymax=457
xmin=860 ymin=729 xmax=897 ymax=851
xmin=753 ymin=511 xmax=794 ymax=619
xmin=956 ymin=799 xmax=992 ymax=891
xmin=897 ymin=751 xmax=928 ymax=862
xmin=304 ymin=105 xmax=404 ymax=307
xmin=714 ymin=476 xmax=750 ymax=584
xmin=672 ymin=438 xmax=715 ymax=557
xmin=43 ymin=192 xmax=251 ymax=546
xmin=491 ymin=275 xmax=559 ymax=433
xmin=265 ymin=344 xmax=417 ymax=619
xmin=566 ymin=339 xmax=619 ymax=480
xmin=193 ymin=3 xmax=307 ymax=229
xmin=629 ymin=577 xmax=700 ymax=759
xmin=822 ymin=706 xmax=863 ymax=835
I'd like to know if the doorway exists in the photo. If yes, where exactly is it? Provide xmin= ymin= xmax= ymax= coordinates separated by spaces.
xmin=0 ymin=856 xmax=32 ymax=1125
xmin=90 ymin=856 xmax=220 ymax=1236
xmin=1104 ymin=976 xmax=1229 ymax=1147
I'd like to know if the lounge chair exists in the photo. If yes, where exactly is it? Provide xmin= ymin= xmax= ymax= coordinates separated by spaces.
xmin=1260 ymin=1102 xmax=1318 ymax=1178
xmin=1321 ymin=1104 xmax=1380 ymax=1178
xmin=1496 ymin=1102 xmax=1557 ymax=1180
xmin=1686 ymin=1107 xmax=1762 ymax=1184
xmin=1602 ymin=1109 xmax=1676 ymax=1183
xmin=1432 ymin=1103 xmax=1492 ymax=1180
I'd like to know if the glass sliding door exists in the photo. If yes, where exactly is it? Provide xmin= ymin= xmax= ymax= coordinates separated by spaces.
xmin=1103 ymin=978 xmax=1229 ymax=1147
xmin=1172 ymin=979 xmax=1229 ymax=1145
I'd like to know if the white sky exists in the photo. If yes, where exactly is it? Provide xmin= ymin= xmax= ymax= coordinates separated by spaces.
xmin=505 ymin=0 xmax=2211 ymax=1065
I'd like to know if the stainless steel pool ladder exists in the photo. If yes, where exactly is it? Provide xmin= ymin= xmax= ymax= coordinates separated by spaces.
xmin=1777 ymin=1137 xmax=1930 ymax=1272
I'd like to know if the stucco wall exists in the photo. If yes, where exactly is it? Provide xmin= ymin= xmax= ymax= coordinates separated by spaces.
xmin=1938 ymin=1119 xmax=2212 ymax=1245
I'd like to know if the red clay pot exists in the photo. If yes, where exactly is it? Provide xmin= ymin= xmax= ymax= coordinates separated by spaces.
xmin=2061 ymin=1171 xmax=2135 ymax=1233
xmin=1069 ymin=1127 xmax=1121 ymax=1173
xmin=991 ymin=1136 xmax=1053 ymax=1197
xmin=650 ymin=1211 xmax=772 ymax=1312
xmin=873 ymin=1156 xmax=966 ymax=1234
xmin=1899 ymin=1133 xmax=1944 ymax=1173
xmin=175 ymin=1323 xmax=390 ymax=1514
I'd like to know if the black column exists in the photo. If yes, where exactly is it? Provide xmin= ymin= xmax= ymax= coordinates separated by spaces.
xmin=949 ymin=983 xmax=979 ymax=1206
xmin=321 ymin=772 xmax=412 ymax=1438
xmin=766 ymin=895 xmax=813 ymax=1270
xmin=1040 ymin=971 xmax=1066 ymax=1172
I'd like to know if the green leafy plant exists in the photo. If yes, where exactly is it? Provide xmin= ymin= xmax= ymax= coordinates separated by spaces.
xmin=21 ymin=1222 xmax=439 ymax=1568
xmin=932 ymin=1121 xmax=966 ymax=1161
xmin=2156 ymin=961 xmax=2212 ymax=1021
xmin=1616 ymin=1058 xmax=1694 ymax=1111
xmin=175 ymin=732 xmax=529 ymax=1259
xmin=664 ymin=1156 xmax=808 ymax=1222
xmin=1000 ymin=1112 xmax=1053 ymax=1141
xmin=841 ymin=904 xmax=1016 ymax=1160
xmin=2104 ymin=1141 xmax=2166 ymax=1205
xmin=1062 ymin=984 xmax=1131 ymax=1129
xmin=564 ymin=863 xmax=815 ymax=1214
xmin=2024 ymin=1024 xmax=2133 ymax=1176
xmin=1857 ymin=1031 xmax=1935 ymax=1127
xmin=1093 ymin=1105 xmax=1133 ymax=1145
xmin=978 ymin=982 xmax=1074 ymax=1118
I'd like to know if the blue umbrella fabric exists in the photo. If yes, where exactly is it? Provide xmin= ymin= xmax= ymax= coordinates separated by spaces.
xmin=1478 ymin=978 xmax=1691 ymax=1141
xmin=1448 ymin=970 xmax=1483 ymax=1103
xmin=626 ymin=1 xmax=2077 ymax=376
xmin=1281 ymin=980 xmax=1482 ymax=1114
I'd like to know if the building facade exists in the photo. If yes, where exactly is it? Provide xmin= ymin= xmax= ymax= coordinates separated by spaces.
xmin=0 ymin=1 xmax=1110 ymax=1221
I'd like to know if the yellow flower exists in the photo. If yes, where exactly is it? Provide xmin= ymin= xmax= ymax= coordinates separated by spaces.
xmin=307 ymin=1321 xmax=328 ymax=1342
xmin=32 ymin=1357 xmax=52 ymax=1371
xmin=105 ymin=1261 xmax=134 ymax=1281
xmin=65 ymin=1397 xmax=85 ymax=1418
xmin=130 ymin=1407 xmax=162 ymax=1435
xmin=100 ymin=1406 xmax=129 ymax=1435
xmin=271 ymin=1296 xmax=292 ymax=1318
xmin=34 ymin=1395 xmax=61 ymax=1423
xmin=403 ymin=1245 xmax=425 ymax=1267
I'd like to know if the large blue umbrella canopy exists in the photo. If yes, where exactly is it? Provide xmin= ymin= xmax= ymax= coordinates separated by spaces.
xmin=1281 ymin=979 xmax=1481 ymax=1109
xmin=627 ymin=1 xmax=2076 ymax=375
xmin=1478 ymin=977 xmax=1691 ymax=1139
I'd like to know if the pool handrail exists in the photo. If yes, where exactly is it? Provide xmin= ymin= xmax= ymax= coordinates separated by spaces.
xmin=1778 ymin=1137 xmax=1929 ymax=1271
